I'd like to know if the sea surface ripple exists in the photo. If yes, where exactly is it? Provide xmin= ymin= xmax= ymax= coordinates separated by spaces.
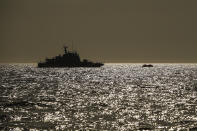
xmin=1 ymin=64 xmax=197 ymax=130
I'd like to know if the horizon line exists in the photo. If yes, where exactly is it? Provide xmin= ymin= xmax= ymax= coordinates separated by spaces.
xmin=1 ymin=62 xmax=197 ymax=64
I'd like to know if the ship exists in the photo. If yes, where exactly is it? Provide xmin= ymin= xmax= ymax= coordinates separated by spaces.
xmin=142 ymin=64 xmax=153 ymax=67
xmin=38 ymin=46 xmax=104 ymax=68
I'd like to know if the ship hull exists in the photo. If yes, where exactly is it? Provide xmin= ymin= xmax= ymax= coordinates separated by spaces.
xmin=38 ymin=62 xmax=104 ymax=68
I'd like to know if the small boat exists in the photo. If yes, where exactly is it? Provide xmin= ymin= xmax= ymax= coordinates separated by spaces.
xmin=142 ymin=64 xmax=153 ymax=67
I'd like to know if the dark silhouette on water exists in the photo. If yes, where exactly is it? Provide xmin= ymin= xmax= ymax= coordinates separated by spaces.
xmin=142 ymin=64 xmax=153 ymax=67
xmin=38 ymin=46 xmax=104 ymax=68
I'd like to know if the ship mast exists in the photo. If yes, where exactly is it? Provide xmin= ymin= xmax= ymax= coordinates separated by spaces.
xmin=63 ymin=46 xmax=68 ymax=54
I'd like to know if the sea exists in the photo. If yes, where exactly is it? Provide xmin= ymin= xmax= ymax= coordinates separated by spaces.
xmin=0 ymin=63 xmax=197 ymax=130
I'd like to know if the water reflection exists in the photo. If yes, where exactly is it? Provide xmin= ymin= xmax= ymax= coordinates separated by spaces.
xmin=0 ymin=64 xmax=197 ymax=130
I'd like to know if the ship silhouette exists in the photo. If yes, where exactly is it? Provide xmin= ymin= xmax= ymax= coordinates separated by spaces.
xmin=38 ymin=46 xmax=104 ymax=68
xmin=142 ymin=64 xmax=153 ymax=67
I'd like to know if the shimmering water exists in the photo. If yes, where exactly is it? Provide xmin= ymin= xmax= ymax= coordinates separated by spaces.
xmin=1 ymin=64 xmax=197 ymax=130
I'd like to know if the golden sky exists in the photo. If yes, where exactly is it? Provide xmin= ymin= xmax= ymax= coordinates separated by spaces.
xmin=0 ymin=0 xmax=197 ymax=63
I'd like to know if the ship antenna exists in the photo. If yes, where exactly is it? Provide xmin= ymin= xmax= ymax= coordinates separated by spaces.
xmin=63 ymin=45 xmax=68 ymax=54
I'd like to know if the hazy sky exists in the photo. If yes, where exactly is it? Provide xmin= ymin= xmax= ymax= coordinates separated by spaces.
xmin=1 ymin=0 xmax=197 ymax=63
